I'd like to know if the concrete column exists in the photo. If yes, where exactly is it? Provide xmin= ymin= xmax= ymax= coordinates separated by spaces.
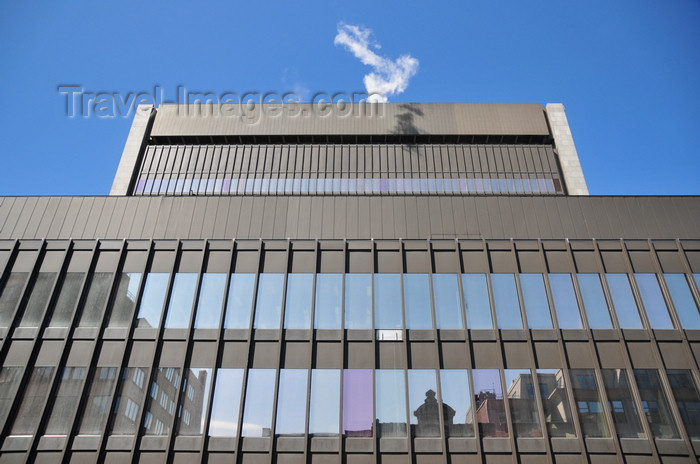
xmin=545 ymin=103 xmax=589 ymax=195
xmin=110 ymin=105 xmax=155 ymax=195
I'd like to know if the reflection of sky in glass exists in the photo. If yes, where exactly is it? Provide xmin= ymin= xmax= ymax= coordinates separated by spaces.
xmin=374 ymin=274 xmax=402 ymax=329
xmin=194 ymin=273 xmax=226 ymax=329
xmin=605 ymin=274 xmax=642 ymax=329
xmin=345 ymin=274 xmax=372 ymax=329
xmin=137 ymin=273 xmax=169 ymax=328
xmin=404 ymin=274 xmax=433 ymax=329
xmin=520 ymin=274 xmax=553 ymax=329
xmin=284 ymin=274 xmax=313 ymax=329
xmin=462 ymin=274 xmax=491 ymax=329
xmin=473 ymin=369 xmax=503 ymax=398
xmin=433 ymin=274 xmax=463 ymax=329
xmin=664 ymin=274 xmax=700 ymax=329
xmin=178 ymin=367 xmax=212 ymax=435
xmin=343 ymin=369 xmax=373 ymax=435
xmin=408 ymin=370 xmax=437 ymax=425
xmin=635 ymin=274 xmax=673 ymax=329
xmin=209 ymin=368 xmax=244 ymax=437
xmin=577 ymin=274 xmax=613 ymax=329
xmin=275 ymin=369 xmax=308 ymax=435
xmin=491 ymin=274 xmax=522 ymax=329
xmin=224 ymin=273 xmax=256 ymax=329
xmin=253 ymin=273 xmax=284 ymax=329
xmin=309 ymin=369 xmax=340 ymax=435
xmin=440 ymin=370 xmax=471 ymax=427
xmin=376 ymin=369 xmax=407 ymax=424
xmin=164 ymin=273 xmax=198 ymax=328
xmin=548 ymin=274 xmax=583 ymax=329
xmin=315 ymin=274 xmax=342 ymax=329
xmin=242 ymin=369 xmax=276 ymax=437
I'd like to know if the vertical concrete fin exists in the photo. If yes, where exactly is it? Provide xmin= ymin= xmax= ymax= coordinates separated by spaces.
xmin=545 ymin=103 xmax=589 ymax=195
xmin=110 ymin=105 xmax=156 ymax=196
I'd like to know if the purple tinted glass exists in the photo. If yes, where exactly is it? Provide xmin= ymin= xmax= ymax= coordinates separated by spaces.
xmin=343 ymin=369 xmax=373 ymax=437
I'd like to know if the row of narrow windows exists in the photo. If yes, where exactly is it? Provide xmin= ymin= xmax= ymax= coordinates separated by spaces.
xmin=2 ymin=366 xmax=698 ymax=442
xmin=2 ymin=271 xmax=698 ymax=332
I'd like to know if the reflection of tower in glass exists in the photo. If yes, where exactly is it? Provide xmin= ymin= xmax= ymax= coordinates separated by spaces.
xmin=177 ymin=368 xmax=209 ymax=435
xmin=413 ymin=389 xmax=455 ymax=437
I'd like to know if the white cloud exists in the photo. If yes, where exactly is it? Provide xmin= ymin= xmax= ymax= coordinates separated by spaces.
xmin=334 ymin=23 xmax=419 ymax=103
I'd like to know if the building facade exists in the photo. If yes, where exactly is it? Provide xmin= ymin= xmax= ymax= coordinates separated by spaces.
xmin=0 ymin=103 xmax=699 ymax=464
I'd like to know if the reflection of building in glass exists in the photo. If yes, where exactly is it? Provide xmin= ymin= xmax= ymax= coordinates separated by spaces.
xmin=413 ymin=389 xmax=454 ymax=437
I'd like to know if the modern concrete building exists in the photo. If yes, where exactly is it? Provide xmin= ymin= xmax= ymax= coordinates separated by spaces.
xmin=0 ymin=102 xmax=699 ymax=464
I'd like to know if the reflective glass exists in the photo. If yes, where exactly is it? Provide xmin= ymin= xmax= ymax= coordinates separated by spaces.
xmin=0 ymin=367 xmax=23 ymax=430
xmin=79 ymin=272 xmax=114 ymax=327
xmin=314 ymin=274 xmax=342 ymax=329
xmin=136 ymin=273 xmax=169 ymax=328
xmin=223 ymin=273 xmax=256 ymax=329
xmin=253 ymin=273 xmax=284 ymax=329
xmin=344 ymin=274 xmax=372 ymax=330
xmin=164 ymin=273 xmax=198 ymax=328
xmin=635 ymin=274 xmax=674 ymax=329
xmin=408 ymin=370 xmax=440 ymax=437
xmin=663 ymin=274 xmax=700 ymax=329
xmin=491 ymin=274 xmax=523 ymax=329
xmin=462 ymin=274 xmax=491 ymax=329
xmin=537 ymin=369 xmax=575 ymax=437
xmin=49 ymin=272 xmax=84 ymax=327
xmin=548 ymin=274 xmax=583 ymax=329
xmin=143 ymin=367 xmax=181 ymax=436
xmin=209 ymin=368 xmax=244 ymax=437
xmin=374 ymin=274 xmax=402 ymax=329
xmin=309 ymin=369 xmax=340 ymax=436
xmin=376 ymin=369 xmax=407 ymax=437
xmin=605 ymin=274 xmax=643 ymax=329
xmin=78 ymin=367 xmax=119 ymax=435
xmin=601 ymin=369 xmax=645 ymax=438
xmin=284 ymin=274 xmax=313 ymax=329
xmin=343 ymin=369 xmax=373 ymax=437
xmin=404 ymin=274 xmax=433 ymax=329
xmin=176 ymin=367 xmax=212 ymax=436
xmin=440 ymin=370 xmax=474 ymax=437
xmin=633 ymin=369 xmax=680 ymax=438
xmin=666 ymin=370 xmax=700 ymax=439
xmin=111 ymin=367 xmax=149 ymax=435
xmin=520 ymin=274 xmax=553 ymax=329
xmin=19 ymin=272 xmax=56 ymax=327
xmin=276 ymin=369 xmax=308 ymax=436
xmin=44 ymin=366 xmax=87 ymax=435
xmin=570 ymin=369 xmax=609 ymax=437
xmin=504 ymin=369 xmax=542 ymax=437
xmin=10 ymin=366 xmax=55 ymax=435
xmin=193 ymin=273 xmax=227 ymax=329
xmin=107 ymin=272 xmax=142 ymax=328
xmin=472 ymin=369 xmax=508 ymax=437
xmin=241 ymin=369 xmax=276 ymax=437
xmin=577 ymin=274 xmax=613 ymax=329
xmin=0 ymin=273 xmax=29 ymax=327
xmin=433 ymin=274 xmax=463 ymax=329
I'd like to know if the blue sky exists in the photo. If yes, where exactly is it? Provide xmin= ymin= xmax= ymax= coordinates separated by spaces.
xmin=1 ymin=0 xmax=698 ymax=196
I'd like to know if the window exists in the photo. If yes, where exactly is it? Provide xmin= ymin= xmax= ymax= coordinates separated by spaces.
xmin=0 ymin=367 xmax=24 ymax=431
xmin=0 ymin=273 xmax=29 ymax=328
xmin=275 ymin=369 xmax=308 ymax=436
xmin=223 ymin=273 xmax=256 ymax=329
xmin=107 ymin=272 xmax=143 ymax=328
xmin=78 ymin=272 xmax=114 ymax=327
xmin=44 ymin=366 xmax=87 ymax=435
xmin=309 ymin=369 xmax=340 ymax=436
xmin=577 ymin=274 xmax=613 ymax=329
xmin=284 ymin=274 xmax=313 ymax=329
xmin=491 ymin=274 xmax=523 ymax=329
xmin=666 ymin=370 xmax=700 ymax=439
xmin=605 ymin=274 xmax=643 ymax=329
xmin=143 ymin=367 xmax=181 ymax=436
xmin=633 ymin=369 xmax=679 ymax=438
xmin=537 ymin=369 xmax=575 ymax=438
xmin=376 ymin=369 xmax=407 ymax=437
xmin=404 ymin=274 xmax=433 ymax=329
xmin=253 ymin=273 xmax=284 ymax=329
xmin=136 ymin=273 xmax=169 ymax=329
xmin=472 ymin=369 xmax=508 ymax=437
xmin=48 ymin=272 xmax=84 ymax=327
xmin=462 ymin=274 xmax=491 ymax=329
xmin=208 ymin=368 xmax=244 ymax=437
xmin=344 ymin=274 xmax=372 ymax=330
xmin=343 ymin=369 xmax=373 ymax=437
xmin=19 ymin=273 xmax=56 ymax=328
xmin=193 ymin=273 xmax=227 ymax=329
xmin=569 ymin=369 xmax=609 ymax=437
xmin=176 ymin=368 xmax=212 ymax=436
xmin=408 ymin=370 xmax=439 ymax=437
xmin=440 ymin=370 xmax=474 ymax=437
xmin=374 ymin=274 xmax=402 ymax=329
xmin=548 ymin=274 xmax=583 ymax=329
xmin=241 ymin=369 xmax=276 ymax=437
xmin=504 ymin=369 xmax=542 ymax=437
xmin=601 ymin=369 xmax=644 ymax=438
xmin=164 ymin=273 xmax=198 ymax=328
xmin=520 ymin=274 xmax=553 ymax=329
xmin=634 ymin=274 xmax=673 ymax=329
xmin=314 ymin=274 xmax=342 ymax=329
xmin=663 ymin=274 xmax=700 ymax=329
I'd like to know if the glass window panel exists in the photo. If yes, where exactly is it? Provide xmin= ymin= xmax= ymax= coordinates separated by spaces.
xmin=491 ymin=274 xmax=523 ymax=329
xmin=635 ymin=274 xmax=674 ymax=329
xmin=440 ymin=370 xmax=474 ymax=437
xmin=633 ymin=369 xmax=680 ymax=438
xmin=374 ymin=274 xmax=402 ymax=329
xmin=284 ymin=274 xmax=313 ymax=329
xmin=19 ymin=272 xmax=57 ymax=327
xmin=601 ymin=369 xmax=645 ymax=438
xmin=0 ymin=367 xmax=23 ymax=430
xmin=164 ymin=273 xmax=198 ymax=328
xmin=241 ymin=369 xmax=276 ymax=437
xmin=111 ymin=367 xmax=149 ymax=435
xmin=472 ymin=369 xmax=508 ymax=437
xmin=548 ymin=274 xmax=583 ymax=329
xmin=344 ymin=274 xmax=372 ymax=330
xmin=176 ymin=367 xmax=212 ymax=436
xmin=343 ymin=369 xmax=373 ymax=437
xmin=44 ymin=366 xmax=87 ymax=435
xmin=107 ymin=272 xmax=142 ymax=328
xmin=433 ymin=274 xmax=463 ymax=329
xmin=276 ymin=369 xmax=308 ymax=436
xmin=537 ymin=369 xmax=575 ymax=437
xmin=605 ymin=274 xmax=643 ymax=329
xmin=143 ymin=367 xmax=181 ymax=436
xmin=504 ymin=369 xmax=543 ymax=437
xmin=666 ymin=370 xmax=700 ymax=439
xmin=376 ymin=369 xmax=407 ymax=437
xmin=309 ymin=369 xmax=340 ymax=436
xmin=408 ymin=370 xmax=440 ymax=437
xmin=223 ymin=273 xmax=256 ymax=329
xmin=462 ymin=274 xmax=491 ymax=329
xmin=253 ymin=273 xmax=284 ymax=329
xmin=577 ymin=274 xmax=613 ymax=329
xmin=49 ymin=272 xmax=84 ymax=327
xmin=520 ymin=274 xmax=553 ymax=329
xmin=404 ymin=274 xmax=433 ymax=329
xmin=664 ymin=274 xmax=700 ymax=329
xmin=136 ymin=273 xmax=169 ymax=329
xmin=570 ymin=369 xmax=609 ymax=437
xmin=0 ymin=273 xmax=29 ymax=327
xmin=193 ymin=273 xmax=227 ymax=329
xmin=79 ymin=272 xmax=114 ymax=327
xmin=78 ymin=367 xmax=119 ymax=435
xmin=10 ymin=366 xmax=55 ymax=435
xmin=209 ymin=368 xmax=244 ymax=437
xmin=315 ymin=274 xmax=342 ymax=329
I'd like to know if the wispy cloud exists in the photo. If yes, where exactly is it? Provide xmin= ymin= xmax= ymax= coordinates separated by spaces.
xmin=334 ymin=23 xmax=419 ymax=103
